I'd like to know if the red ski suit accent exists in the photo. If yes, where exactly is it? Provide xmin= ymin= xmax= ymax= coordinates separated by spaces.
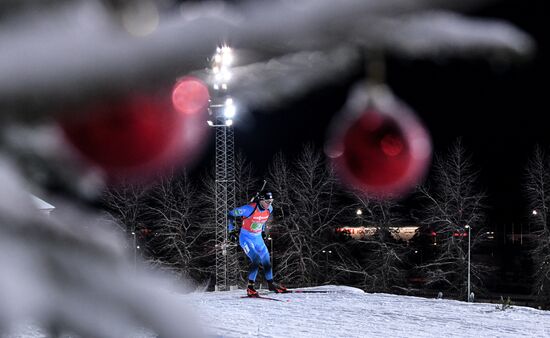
xmin=241 ymin=203 xmax=270 ymax=234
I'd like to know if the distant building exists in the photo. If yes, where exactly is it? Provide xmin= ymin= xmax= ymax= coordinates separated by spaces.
xmin=336 ymin=226 xmax=420 ymax=242
xmin=30 ymin=194 xmax=55 ymax=215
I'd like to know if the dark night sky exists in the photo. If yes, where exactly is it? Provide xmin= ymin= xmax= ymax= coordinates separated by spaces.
xmin=388 ymin=0 xmax=548 ymax=226
xmin=193 ymin=0 xmax=548 ymax=228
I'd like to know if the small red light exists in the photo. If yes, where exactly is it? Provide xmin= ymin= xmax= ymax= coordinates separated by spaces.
xmin=172 ymin=77 xmax=210 ymax=115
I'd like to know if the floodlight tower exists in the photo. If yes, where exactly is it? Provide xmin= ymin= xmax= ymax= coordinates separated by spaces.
xmin=208 ymin=46 xmax=239 ymax=291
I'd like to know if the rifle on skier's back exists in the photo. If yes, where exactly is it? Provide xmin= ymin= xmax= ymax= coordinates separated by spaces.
xmin=250 ymin=179 xmax=267 ymax=203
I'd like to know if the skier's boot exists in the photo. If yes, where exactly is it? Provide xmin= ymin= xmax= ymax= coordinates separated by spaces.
xmin=267 ymin=280 xmax=288 ymax=293
xmin=247 ymin=280 xmax=259 ymax=297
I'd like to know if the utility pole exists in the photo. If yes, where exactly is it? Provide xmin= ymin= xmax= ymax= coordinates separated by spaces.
xmin=465 ymin=224 xmax=471 ymax=302
xmin=132 ymin=223 xmax=137 ymax=273
xmin=322 ymin=250 xmax=332 ymax=282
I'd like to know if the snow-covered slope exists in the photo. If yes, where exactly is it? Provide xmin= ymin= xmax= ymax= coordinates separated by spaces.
xmin=187 ymin=285 xmax=550 ymax=338
xmin=6 ymin=285 xmax=550 ymax=337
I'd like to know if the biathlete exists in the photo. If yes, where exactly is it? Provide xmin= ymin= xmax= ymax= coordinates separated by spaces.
xmin=228 ymin=191 xmax=287 ymax=296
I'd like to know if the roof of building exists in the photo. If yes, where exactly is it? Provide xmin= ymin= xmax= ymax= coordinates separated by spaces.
xmin=30 ymin=194 xmax=55 ymax=211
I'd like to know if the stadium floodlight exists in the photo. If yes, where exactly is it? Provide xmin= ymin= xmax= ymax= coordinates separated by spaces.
xmin=213 ymin=68 xmax=231 ymax=83
xmin=211 ymin=45 xmax=238 ymax=291
xmin=222 ymin=69 xmax=231 ymax=82
xmin=212 ymin=46 xmax=233 ymax=92
xmin=224 ymin=98 xmax=236 ymax=118
xmin=224 ymin=105 xmax=236 ymax=118
xmin=212 ymin=46 xmax=233 ymax=67
xmin=222 ymin=53 xmax=232 ymax=66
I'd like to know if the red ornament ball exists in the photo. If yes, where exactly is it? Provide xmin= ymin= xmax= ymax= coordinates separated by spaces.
xmin=327 ymin=84 xmax=431 ymax=198
xmin=60 ymin=78 xmax=210 ymax=181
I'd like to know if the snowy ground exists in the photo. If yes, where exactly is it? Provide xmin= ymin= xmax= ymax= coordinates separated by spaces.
xmin=6 ymin=285 xmax=550 ymax=337
xmin=186 ymin=285 xmax=550 ymax=338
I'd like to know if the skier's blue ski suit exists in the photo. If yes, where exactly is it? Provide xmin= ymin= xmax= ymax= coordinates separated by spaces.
xmin=228 ymin=202 xmax=273 ymax=281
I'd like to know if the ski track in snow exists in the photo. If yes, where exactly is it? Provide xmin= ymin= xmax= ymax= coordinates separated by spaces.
xmin=185 ymin=285 xmax=550 ymax=338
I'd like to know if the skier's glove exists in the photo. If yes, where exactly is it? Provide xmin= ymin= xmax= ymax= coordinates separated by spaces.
xmin=229 ymin=230 xmax=238 ymax=243
xmin=228 ymin=219 xmax=236 ymax=232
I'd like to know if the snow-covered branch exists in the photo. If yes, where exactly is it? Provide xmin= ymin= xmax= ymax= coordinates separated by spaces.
xmin=0 ymin=0 xmax=534 ymax=117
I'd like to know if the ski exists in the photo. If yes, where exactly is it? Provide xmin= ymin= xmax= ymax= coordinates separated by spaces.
xmin=285 ymin=290 xmax=333 ymax=294
xmin=240 ymin=295 xmax=287 ymax=302
xmin=261 ymin=289 xmax=334 ymax=295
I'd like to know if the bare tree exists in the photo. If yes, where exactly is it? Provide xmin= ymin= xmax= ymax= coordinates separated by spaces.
xmin=525 ymin=146 xmax=550 ymax=308
xmin=143 ymin=170 xmax=211 ymax=283
xmin=102 ymin=180 xmax=148 ymax=239
xmin=234 ymin=151 xmax=260 ymax=203
xmin=417 ymin=138 xmax=489 ymax=297
xmin=192 ymin=168 xmax=219 ymax=288
xmin=268 ymin=144 xmax=342 ymax=286
xmin=101 ymin=169 xmax=217 ymax=287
